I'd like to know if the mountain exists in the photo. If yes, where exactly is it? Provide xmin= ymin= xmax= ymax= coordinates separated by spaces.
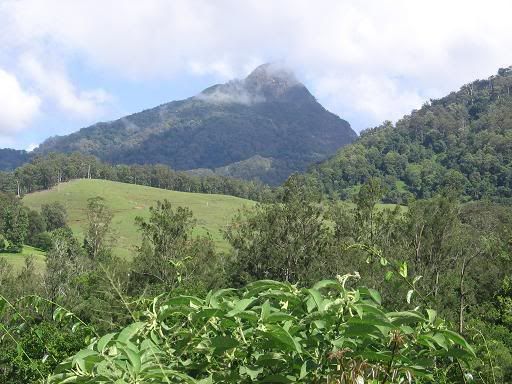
xmin=36 ymin=64 xmax=356 ymax=184
xmin=309 ymin=66 xmax=512 ymax=203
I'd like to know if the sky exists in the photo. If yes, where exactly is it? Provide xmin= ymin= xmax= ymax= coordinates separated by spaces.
xmin=1 ymin=0 xmax=512 ymax=150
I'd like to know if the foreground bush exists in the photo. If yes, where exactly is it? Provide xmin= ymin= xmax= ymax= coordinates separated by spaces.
xmin=49 ymin=276 xmax=474 ymax=383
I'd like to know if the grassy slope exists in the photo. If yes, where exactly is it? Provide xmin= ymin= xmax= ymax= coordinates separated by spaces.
xmin=23 ymin=179 xmax=256 ymax=260
xmin=0 ymin=245 xmax=46 ymax=272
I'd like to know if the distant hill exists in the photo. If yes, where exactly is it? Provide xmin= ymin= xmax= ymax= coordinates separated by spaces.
xmin=22 ymin=179 xmax=255 ymax=259
xmin=0 ymin=148 xmax=30 ymax=170
xmin=309 ymin=66 xmax=512 ymax=203
xmin=35 ymin=64 xmax=356 ymax=184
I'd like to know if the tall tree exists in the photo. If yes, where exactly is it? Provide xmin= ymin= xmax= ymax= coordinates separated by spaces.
xmin=226 ymin=175 xmax=332 ymax=285
xmin=41 ymin=202 xmax=67 ymax=232
xmin=131 ymin=200 xmax=217 ymax=291
xmin=83 ymin=197 xmax=114 ymax=262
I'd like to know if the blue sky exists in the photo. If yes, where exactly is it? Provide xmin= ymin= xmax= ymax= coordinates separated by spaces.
xmin=1 ymin=0 xmax=512 ymax=150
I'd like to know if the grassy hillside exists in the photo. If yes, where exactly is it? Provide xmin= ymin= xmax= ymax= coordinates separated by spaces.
xmin=0 ymin=245 xmax=46 ymax=272
xmin=23 ymin=179 xmax=256 ymax=259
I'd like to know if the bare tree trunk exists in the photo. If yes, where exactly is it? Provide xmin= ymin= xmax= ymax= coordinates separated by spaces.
xmin=459 ymin=259 xmax=467 ymax=334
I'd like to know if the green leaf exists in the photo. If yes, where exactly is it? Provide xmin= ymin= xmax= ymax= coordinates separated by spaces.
xmin=432 ymin=333 xmax=449 ymax=351
xmin=261 ymin=374 xmax=294 ymax=383
xmin=164 ymin=295 xmax=203 ymax=307
xmin=96 ymin=333 xmax=116 ymax=353
xmin=312 ymin=280 xmax=340 ymax=291
xmin=406 ymin=289 xmax=414 ymax=304
xmin=266 ymin=312 xmax=295 ymax=323
xmin=239 ymin=365 xmax=263 ymax=380
xmin=299 ymin=360 xmax=308 ymax=379
xmin=367 ymin=288 xmax=382 ymax=305
xmin=260 ymin=300 xmax=271 ymax=321
xmin=210 ymin=336 xmax=239 ymax=354
xmin=122 ymin=346 xmax=141 ymax=373
xmin=117 ymin=322 xmax=145 ymax=344
xmin=385 ymin=271 xmax=394 ymax=281
xmin=399 ymin=261 xmax=408 ymax=278
xmin=226 ymin=298 xmax=256 ymax=317
xmin=442 ymin=329 xmax=476 ymax=357
xmin=387 ymin=311 xmax=426 ymax=324
xmin=307 ymin=288 xmax=325 ymax=312
xmin=426 ymin=309 xmax=437 ymax=323
xmin=264 ymin=324 xmax=302 ymax=353
xmin=256 ymin=352 xmax=287 ymax=366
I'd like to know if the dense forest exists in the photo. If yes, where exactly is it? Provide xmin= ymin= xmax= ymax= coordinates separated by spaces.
xmin=310 ymin=66 xmax=512 ymax=203
xmin=0 ymin=175 xmax=511 ymax=382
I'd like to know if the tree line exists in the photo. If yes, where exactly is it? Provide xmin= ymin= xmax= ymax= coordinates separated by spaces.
xmin=0 ymin=152 xmax=274 ymax=202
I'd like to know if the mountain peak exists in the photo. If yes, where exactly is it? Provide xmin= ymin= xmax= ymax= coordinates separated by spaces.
xmin=197 ymin=63 xmax=309 ymax=105
xmin=244 ymin=63 xmax=300 ymax=98
xmin=245 ymin=63 xmax=298 ymax=85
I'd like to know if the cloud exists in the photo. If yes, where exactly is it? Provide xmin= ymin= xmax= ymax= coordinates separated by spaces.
xmin=196 ymin=80 xmax=266 ymax=105
xmin=26 ymin=143 xmax=37 ymax=152
xmin=2 ymin=0 xmax=512 ymax=132
xmin=0 ymin=68 xmax=40 ymax=135
xmin=20 ymin=55 xmax=112 ymax=118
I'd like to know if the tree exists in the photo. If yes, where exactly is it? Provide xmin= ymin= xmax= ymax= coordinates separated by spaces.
xmin=0 ymin=193 xmax=28 ymax=252
xmin=226 ymin=176 xmax=332 ymax=285
xmin=25 ymin=209 xmax=47 ymax=248
xmin=130 ymin=200 xmax=218 ymax=292
xmin=44 ymin=227 xmax=84 ymax=305
xmin=83 ymin=197 xmax=114 ymax=262
xmin=41 ymin=202 xmax=67 ymax=232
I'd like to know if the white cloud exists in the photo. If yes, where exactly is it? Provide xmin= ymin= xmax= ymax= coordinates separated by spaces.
xmin=2 ymin=0 xmax=512 ymax=132
xmin=20 ymin=55 xmax=112 ymax=118
xmin=26 ymin=143 xmax=37 ymax=152
xmin=0 ymin=68 xmax=40 ymax=135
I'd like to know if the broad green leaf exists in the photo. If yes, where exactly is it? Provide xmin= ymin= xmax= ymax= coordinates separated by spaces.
xmin=432 ymin=333 xmax=449 ymax=350
xmin=426 ymin=309 xmax=437 ymax=323
xmin=261 ymin=374 xmax=295 ymax=383
xmin=239 ymin=365 xmax=263 ymax=380
xmin=256 ymin=352 xmax=287 ymax=366
xmin=312 ymin=280 xmax=340 ymax=291
xmin=306 ymin=288 xmax=325 ymax=312
xmin=122 ymin=346 xmax=142 ymax=373
xmin=442 ymin=329 xmax=476 ymax=357
xmin=96 ymin=333 xmax=116 ymax=353
xmin=210 ymin=336 xmax=240 ymax=354
xmin=367 ymin=288 xmax=382 ymax=305
xmin=264 ymin=324 xmax=302 ymax=353
xmin=226 ymin=298 xmax=256 ymax=317
xmin=399 ymin=261 xmax=408 ymax=278
xmin=406 ymin=289 xmax=414 ymax=304
xmin=260 ymin=300 xmax=271 ymax=321
xmin=117 ymin=322 xmax=145 ymax=344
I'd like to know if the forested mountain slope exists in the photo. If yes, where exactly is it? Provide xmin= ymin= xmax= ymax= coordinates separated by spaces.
xmin=35 ymin=64 xmax=356 ymax=184
xmin=310 ymin=66 xmax=512 ymax=203
xmin=0 ymin=148 xmax=30 ymax=171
